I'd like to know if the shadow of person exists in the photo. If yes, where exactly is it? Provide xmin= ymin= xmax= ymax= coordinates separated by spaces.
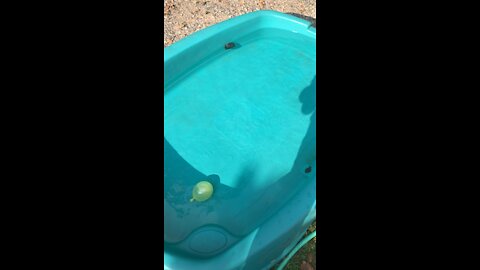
xmin=165 ymin=75 xmax=316 ymax=264
xmin=242 ymin=75 xmax=317 ymax=270
xmin=296 ymin=75 xmax=316 ymax=167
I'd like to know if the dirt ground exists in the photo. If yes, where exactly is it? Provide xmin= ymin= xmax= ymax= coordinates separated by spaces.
xmin=164 ymin=0 xmax=316 ymax=47
xmin=279 ymin=221 xmax=317 ymax=270
xmin=163 ymin=1 xmax=317 ymax=269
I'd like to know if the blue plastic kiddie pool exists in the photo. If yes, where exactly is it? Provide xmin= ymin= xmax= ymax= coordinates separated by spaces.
xmin=164 ymin=10 xmax=316 ymax=270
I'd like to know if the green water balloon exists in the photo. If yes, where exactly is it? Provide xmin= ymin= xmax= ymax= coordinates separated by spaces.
xmin=190 ymin=181 xmax=214 ymax=202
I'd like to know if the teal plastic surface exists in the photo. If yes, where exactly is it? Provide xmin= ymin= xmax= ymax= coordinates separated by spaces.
xmin=164 ymin=10 xmax=316 ymax=270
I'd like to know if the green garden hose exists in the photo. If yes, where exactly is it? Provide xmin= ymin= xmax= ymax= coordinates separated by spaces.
xmin=277 ymin=231 xmax=317 ymax=270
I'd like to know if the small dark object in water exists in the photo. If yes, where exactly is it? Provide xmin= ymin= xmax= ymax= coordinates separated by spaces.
xmin=305 ymin=166 xmax=312 ymax=174
xmin=225 ymin=42 xmax=236 ymax=50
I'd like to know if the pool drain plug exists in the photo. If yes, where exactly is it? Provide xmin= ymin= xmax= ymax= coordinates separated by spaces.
xmin=190 ymin=181 xmax=214 ymax=202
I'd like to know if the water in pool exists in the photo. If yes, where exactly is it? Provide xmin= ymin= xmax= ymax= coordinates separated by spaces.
xmin=164 ymin=28 xmax=316 ymax=257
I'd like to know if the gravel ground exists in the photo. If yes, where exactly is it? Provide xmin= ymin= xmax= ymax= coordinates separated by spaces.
xmin=164 ymin=0 xmax=316 ymax=47
xmin=281 ymin=221 xmax=317 ymax=270
xmin=163 ymin=1 xmax=316 ymax=269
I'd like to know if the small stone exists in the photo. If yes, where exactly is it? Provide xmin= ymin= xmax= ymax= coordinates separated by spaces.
xmin=307 ymin=253 xmax=314 ymax=263
xmin=301 ymin=261 xmax=314 ymax=270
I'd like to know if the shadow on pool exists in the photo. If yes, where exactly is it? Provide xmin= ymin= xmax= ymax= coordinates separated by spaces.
xmin=243 ymin=76 xmax=316 ymax=270
xmin=164 ymin=75 xmax=316 ymax=268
